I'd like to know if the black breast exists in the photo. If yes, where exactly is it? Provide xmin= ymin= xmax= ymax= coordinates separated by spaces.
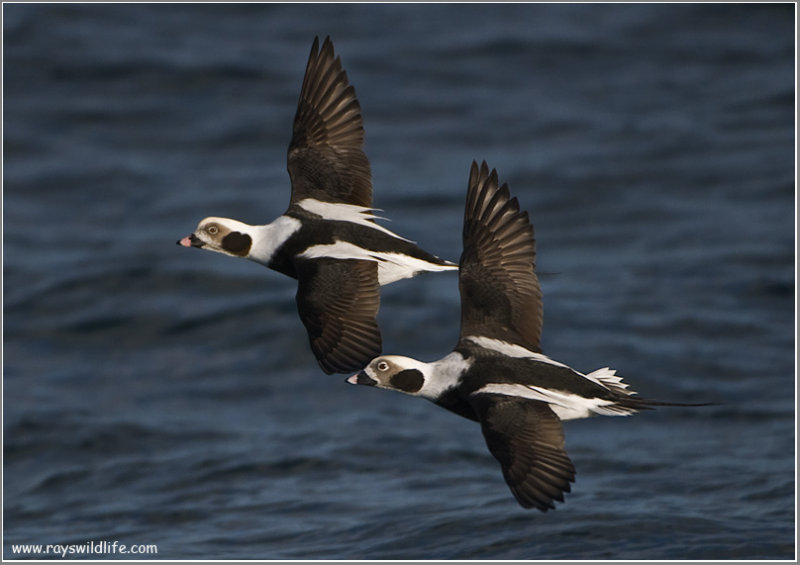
xmin=434 ymin=387 xmax=480 ymax=422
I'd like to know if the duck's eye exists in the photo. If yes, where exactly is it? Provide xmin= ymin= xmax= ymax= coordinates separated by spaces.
xmin=206 ymin=225 xmax=219 ymax=235
xmin=377 ymin=361 xmax=389 ymax=372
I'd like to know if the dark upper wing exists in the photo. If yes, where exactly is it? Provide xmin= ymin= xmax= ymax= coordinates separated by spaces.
xmin=295 ymin=258 xmax=382 ymax=374
xmin=470 ymin=394 xmax=575 ymax=511
xmin=287 ymin=36 xmax=372 ymax=208
xmin=458 ymin=160 xmax=543 ymax=352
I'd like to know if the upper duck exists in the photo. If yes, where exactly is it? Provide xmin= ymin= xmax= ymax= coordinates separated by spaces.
xmin=178 ymin=37 xmax=456 ymax=374
xmin=349 ymin=161 xmax=706 ymax=511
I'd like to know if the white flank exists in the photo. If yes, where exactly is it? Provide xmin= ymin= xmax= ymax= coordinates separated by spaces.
xmin=297 ymin=198 xmax=413 ymax=242
xmin=372 ymin=253 xmax=456 ymax=285
xmin=247 ymin=215 xmax=303 ymax=265
xmin=299 ymin=241 xmax=455 ymax=285
xmin=464 ymin=336 xmax=571 ymax=369
xmin=471 ymin=383 xmax=635 ymax=421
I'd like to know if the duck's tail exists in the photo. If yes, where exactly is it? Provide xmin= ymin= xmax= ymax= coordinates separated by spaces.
xmin=584 ymin=367 xmax=715 ymax=415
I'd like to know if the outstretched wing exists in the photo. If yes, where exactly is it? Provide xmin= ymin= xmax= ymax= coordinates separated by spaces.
xmin=295 ymin=258 xmax=382 ymax=374
xmin=287 ymin=36 xmax=372 ymax=208
xmin=470 ymin=393 xmax=575 ymax=511
xmin=458 ymin=160 xmax=543 ymax=352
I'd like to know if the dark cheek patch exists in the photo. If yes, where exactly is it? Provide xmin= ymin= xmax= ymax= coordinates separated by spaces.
xmin=222 ymin=232 xmax=252 ymax=256
xmin=390 ymin=369 xmax=424 ymax=393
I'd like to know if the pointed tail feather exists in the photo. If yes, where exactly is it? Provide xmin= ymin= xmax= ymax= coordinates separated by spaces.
xmin=616 ymin=396 xmax=717 ymax=411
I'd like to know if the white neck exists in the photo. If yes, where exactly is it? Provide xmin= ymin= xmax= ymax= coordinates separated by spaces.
xmin=417 ymin=351 xmax=471 ymax=400
xmin=247 ymin=215 xmax=302 ymax=265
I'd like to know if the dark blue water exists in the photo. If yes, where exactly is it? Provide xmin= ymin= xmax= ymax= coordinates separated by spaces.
xmin=3 ymin=3 xmax=795 ymax=560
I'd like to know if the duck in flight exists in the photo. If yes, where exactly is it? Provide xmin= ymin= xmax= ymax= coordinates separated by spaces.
xmin=178 ymin=37 xmax=456 ymax=374
xmin=349 ymin=161 xmax=708 ymax=511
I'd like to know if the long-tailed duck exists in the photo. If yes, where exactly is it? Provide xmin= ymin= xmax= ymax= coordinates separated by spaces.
xmin=349 ymin=161 xmax=707 ymax=511
xmin=178 ymin=37 xmax=456 ymax=374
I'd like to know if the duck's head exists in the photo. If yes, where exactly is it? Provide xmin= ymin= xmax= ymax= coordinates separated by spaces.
xmin=178 ymin=217 xmax=253 ymax=258
xmin=348 ymin=355 xmax=430 ymax=396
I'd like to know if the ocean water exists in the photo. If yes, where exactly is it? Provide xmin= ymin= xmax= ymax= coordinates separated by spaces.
xmin=3 ymin=3 xmax=795 ymax=560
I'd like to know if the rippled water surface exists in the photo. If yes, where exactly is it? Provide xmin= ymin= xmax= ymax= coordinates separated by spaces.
xmin=4 ymin=3 xmax=795 ymax=560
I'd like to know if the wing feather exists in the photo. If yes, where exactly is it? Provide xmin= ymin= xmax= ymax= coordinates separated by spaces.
xmin=287 ymin=36 xmax=372 ymax=207
xmin=295 ymin=258 xmax=381 ymax=374
xmin=458 ymin=161 xmax=543 ymax=351
xmin=470 ymin=394 xmax=575 ymax=511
